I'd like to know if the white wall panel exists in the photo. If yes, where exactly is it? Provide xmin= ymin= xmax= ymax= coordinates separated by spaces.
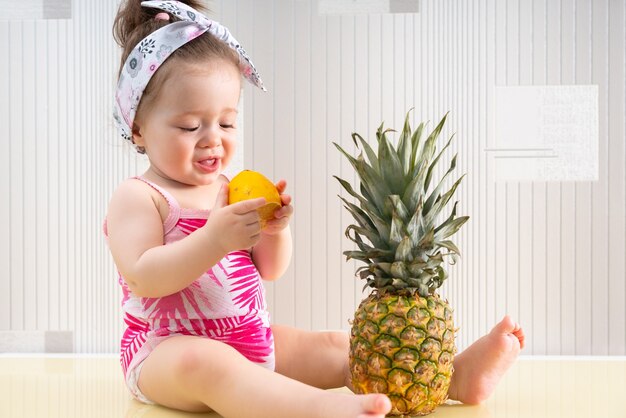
xmin=1 ymin=0 xmax=625 ymax=355
xmin=607 ymin=0 xmax=626 ymax=355
xmin=0 ymin=0 xmax=145 ymax=352
xmin=309 ymin=0 xmax=328 ymax=332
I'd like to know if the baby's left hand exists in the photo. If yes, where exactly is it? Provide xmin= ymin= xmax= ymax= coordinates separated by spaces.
xmin=262 ymin=179 xmax=293 ymax=235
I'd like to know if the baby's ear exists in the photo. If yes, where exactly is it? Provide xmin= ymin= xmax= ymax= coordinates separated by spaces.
xmin=131 ymin=122 xmax=145 ymax=147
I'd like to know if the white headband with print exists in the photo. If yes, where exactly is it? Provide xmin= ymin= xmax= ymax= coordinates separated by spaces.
xmin=113 ymin=0 xmax=265 ymax=141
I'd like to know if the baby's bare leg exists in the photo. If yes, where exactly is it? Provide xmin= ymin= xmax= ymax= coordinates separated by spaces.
xmin=272 ymin=324 xmax=353 ymax=389
xmin=270 ymin=319 xmax=524 ymax=408
xmin=137 ymin=335 xmax=391 ymax=418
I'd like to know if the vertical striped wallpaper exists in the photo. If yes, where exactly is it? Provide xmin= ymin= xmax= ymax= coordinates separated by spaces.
xmin=0 ymin=0 xmax=145 ymax=353
xmin=0 ymin=0 xmax=624 ymax=355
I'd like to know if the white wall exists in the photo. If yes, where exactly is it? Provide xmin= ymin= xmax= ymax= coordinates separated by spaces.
xmin=1 ymin=0 xmax=624 ymax=355
xmin=0 ymin=0 xmax=145 ymax=353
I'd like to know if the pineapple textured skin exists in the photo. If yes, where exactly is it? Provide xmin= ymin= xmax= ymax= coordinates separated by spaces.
xmin=350 ymin=291 xmax=455 ymax=416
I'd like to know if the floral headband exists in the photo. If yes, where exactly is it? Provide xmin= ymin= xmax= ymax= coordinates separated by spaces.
xmin=113 ymin=0 xmax=266 ymax=141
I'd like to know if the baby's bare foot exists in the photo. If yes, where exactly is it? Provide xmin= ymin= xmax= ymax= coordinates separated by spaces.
xmin=448 ymin=315 xmax=525 ymax=404
xmin=320 ymin=393 xmax=391 ymax=418
xmin=355 ymin=394 xmax=392 ymax=418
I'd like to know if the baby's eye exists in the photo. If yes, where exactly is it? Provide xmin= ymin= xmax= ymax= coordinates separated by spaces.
xmin=180 ymin=126 xmax=199 ymax=132
xmin=220 ymin=124 xmax=235 ymax=129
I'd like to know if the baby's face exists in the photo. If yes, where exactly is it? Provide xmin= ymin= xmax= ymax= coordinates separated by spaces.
xmin=133 ymin=60 xmax=242 ymax=186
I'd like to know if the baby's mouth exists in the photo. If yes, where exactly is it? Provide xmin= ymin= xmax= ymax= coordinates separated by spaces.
xmin=197 ymin=158 xmax=217 ymax=168
xmin=195 ymin=157 xmax=221 ymax=173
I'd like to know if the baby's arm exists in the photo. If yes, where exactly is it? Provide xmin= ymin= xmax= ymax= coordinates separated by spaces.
xmin=106 ymin=180 xmax=265 ymax=298
xmin=252 ymin=180 xmax=294 ymax=280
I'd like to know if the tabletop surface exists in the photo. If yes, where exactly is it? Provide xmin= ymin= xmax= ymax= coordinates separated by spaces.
xmin=1 ymin=355 xmax=625 ymax=417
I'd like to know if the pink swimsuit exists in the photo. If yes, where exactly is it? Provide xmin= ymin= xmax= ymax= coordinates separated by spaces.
xmin=106 ymin=177 xmax=274 ymax=403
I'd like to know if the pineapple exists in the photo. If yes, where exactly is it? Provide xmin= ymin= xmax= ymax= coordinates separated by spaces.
xmin=334 ymin=111 xmax=468 ymax=416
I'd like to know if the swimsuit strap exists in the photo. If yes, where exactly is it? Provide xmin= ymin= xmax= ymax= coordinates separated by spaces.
xmin=134 ymin=176 xmax=181 ymax=234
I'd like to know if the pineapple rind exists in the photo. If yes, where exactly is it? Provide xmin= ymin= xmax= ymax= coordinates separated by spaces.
xmin=350 ymin=291 xmax=456 ymax=417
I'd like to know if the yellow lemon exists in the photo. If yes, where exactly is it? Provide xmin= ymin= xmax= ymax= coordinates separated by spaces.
xmin=229 ymin=170 xmax=282 ymax=224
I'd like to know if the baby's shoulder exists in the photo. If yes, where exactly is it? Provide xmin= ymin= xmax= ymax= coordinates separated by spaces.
xmin=108 ymin=178 xmax=161 ymax=213
xmin=112 ymin=177 xmax=154 ymax=198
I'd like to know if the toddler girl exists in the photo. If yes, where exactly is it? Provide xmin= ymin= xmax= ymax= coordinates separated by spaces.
xmin=106 ymin=1 xmax=525 ymax=417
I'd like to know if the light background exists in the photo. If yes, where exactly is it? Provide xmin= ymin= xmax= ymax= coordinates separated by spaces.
xmin=0 ymin=0 xmax=624 ymax=355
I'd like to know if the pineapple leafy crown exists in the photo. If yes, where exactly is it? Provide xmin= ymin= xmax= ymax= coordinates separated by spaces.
xmin=333 ymin=110 xmax=469 ymax=298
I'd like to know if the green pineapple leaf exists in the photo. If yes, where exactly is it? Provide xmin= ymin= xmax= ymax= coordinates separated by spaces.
xmin=387 ymin=195 xmax=410 ymax=224
xmin=336 ymin=111 xmax=468 ymax=296
xmin=395 ymin=236 xmax=413 ymax=262
xmin=425 ymin=174 xmax=465 ymax=228
xmin=409 ymin=122 xmax=425 ymax=174
xmin=416 ymin=229 xmax=435 ymax=251
xmin=402 ymin=159 xmax=429 ymax=213
xmin=397 ymin=110 xmax=414 ymax=175
xmin=433 ymin=216 xmax=469 ymax=241
xmin=352 ymin=132 xmax=380 ymax=174
xmin=390 ymin=261 xmax=410 ymax=279
xmin=339 ymin=197 xmax=372 ymax=226
xmin=333 ymin=142 xmax=392 ymax=215
xmin=436 ymin=240 xmax=461 ymax=256
xmin=423 ymin=155 xmax=458 ymax=216
xmin=377 ymin=130 xmax=406 ymax=194
xmin=334 ymin=175 xmax=382 ymax=220
xmin=346 ymin=224 xmax=385 ymax=252
xmin=424 ymin=134 xmax=454 ymax=193
xmin=389 ymin=214 xmax=405 ymax=247
xmin=344 ymin=249 xmax=394 ymax=262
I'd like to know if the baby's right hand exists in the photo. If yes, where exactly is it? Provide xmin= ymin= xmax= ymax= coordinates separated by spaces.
xmin=205 ymin=183 xmax=266 ymax=253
